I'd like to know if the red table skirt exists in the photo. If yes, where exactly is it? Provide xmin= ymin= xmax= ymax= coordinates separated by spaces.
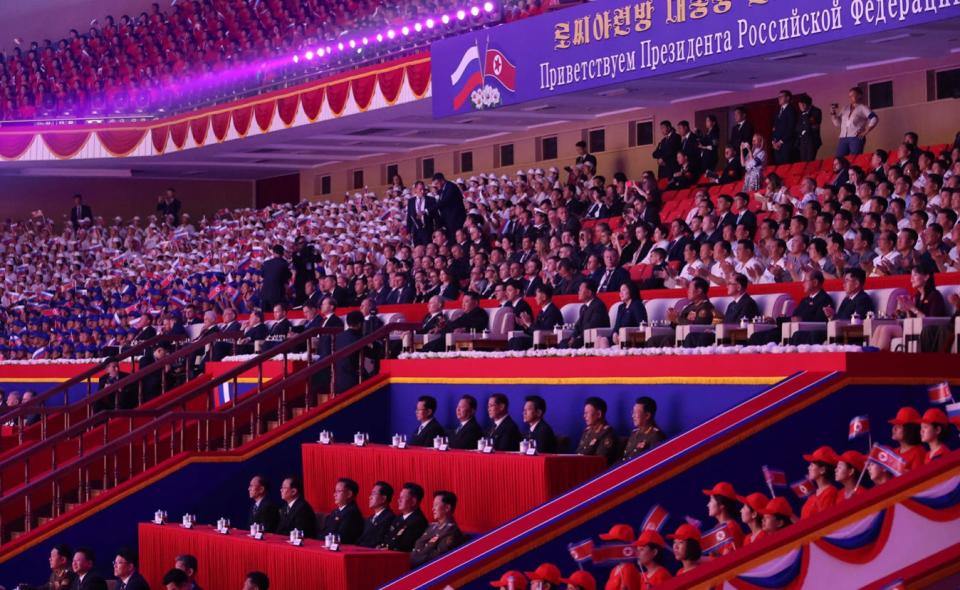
xmin=302 ymin=443 xmax=606 ymax=532
xmin=138 ymin=523 xmax=409 ymax=590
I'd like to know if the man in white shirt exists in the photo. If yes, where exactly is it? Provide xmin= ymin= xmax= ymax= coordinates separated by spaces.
xmin=734 ymin=240 xmax=765 ymax=283
xmin=831 ymin=87 xmax=878 ymax=157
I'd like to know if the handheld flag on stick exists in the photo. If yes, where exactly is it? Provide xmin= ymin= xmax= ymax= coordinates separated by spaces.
xmin=790 ymin=479 xmax=815 ymax=499
xmin=868 ymin=444 xmax=907 ymax=477
xmin=640 ymin=504 xmax=669 ymax=533
xmin=762 ymin=465 xmax=787 ymax=497
xmin=928 ymin=381 xmax=954 ymax=404
xmin=567 ymin=538 xmax=594 ymax=565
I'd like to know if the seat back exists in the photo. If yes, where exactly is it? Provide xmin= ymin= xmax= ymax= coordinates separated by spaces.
xmin=379 ymin=312 xmax=406 ymax=324
xmin=444 ymin=309 xmax=464 ymax=323
xmin=486 ymin=307 xmax=515 ymax=336
xmin=868 ymin=287 xmax=908 ymax=317
xmin=941 ymin=284 xmax=960 ymax=315
xmin=754 ymin=293 xmax=794 ymax=318
xmin=710 ymin=296 xmax=733 ymax=316
xmin=185 ymin=323 xmax=203 ymax=339
xmin=607 ymin=302 xmax=623 ymax=326
xmin=559 ymin=303 xmax=582 ymax=325
xmin=643 ymin=297 xmax=687 ymax=323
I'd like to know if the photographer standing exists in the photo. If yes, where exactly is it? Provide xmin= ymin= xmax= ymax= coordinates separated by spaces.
xmin=831 ymin=87 xmax=879 ymax=157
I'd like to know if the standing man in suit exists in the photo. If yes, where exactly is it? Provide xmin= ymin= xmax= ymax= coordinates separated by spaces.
xmin=69 ymin=194 xmax=92 ymax=229
xmin=486 ymin=393 xmax=521 ymax=451
xmin=771 ymin=90 xmax=798 ymax=164
xmin=677 ymin=120 xmax=701 ymax=179
xmin=574 ymin=140 xmax=598 ymax=170
xmin=729 ymin=106 xmax=753 ymax=153
xmin=449 ymin=394 xmax=483 ymax=450
xmin=70 ymin=547 xmax=107 ymax=590
xmin=260 ymin=245 xmax=291 ymax=312
xmin=410 ymin=491 xmax=466 ymax=567
xmin=410 ymin=395 xmax=446 ymax=446
xmin=276 ymin=476 xmax=316 ymax=538
xmin=94 ymin=360 xmax=129 ymax=412
xmin=380 ymin=483 xmax=429 ymax=552
xmin=320 ymin=478 xmax=365 ymax=545
xmin=247 ymin=474 xmax=280 ymax=533
xmin=291 ymin=237 xmax=319 ymax=306
xmin=357 ymin=482 xmax=396 ymax=548
xmin=156 ymin=188 xmax=182 ymax=227
xmin=652 ymin=120 xmax=682 ymax=180
xmin=111 ymin=548 xmax=149 ymax=590
xmin=332 ymin=311 xmax=364 ymax=393
xmin=563 ymin=280 xmax=609 ymax=349
xmin=407 ymin=181 xmax=437 ymax=246
xmin=509 ymin=284 xmax=563 ymax=350
xmin=521 ymin=395 xmax=558 ymax=453
xmin=594 ymin=249 xmax=630 ymax=294
xmin=796 ymin=95 xmax=823 ymax=162
xmin=431 ymin=173 xmax=466 ymax=242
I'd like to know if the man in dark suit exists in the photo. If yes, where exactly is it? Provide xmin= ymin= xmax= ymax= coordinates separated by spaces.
xmin=407 ymin=181 xmax=437 ymax=246
xmin=485 ymin=393 xmax=521 ymax=451
xmin=574 ymin=140 xmax=598 ymax=170
xmin=212 ymin=308 xmax=242 ymax=361
xmin=509 ymin=284 xmax=564 ymax=350
xmin=796 ymin=95 xmax=823 ymax=162
xmin=748 ymin=270 xmax=833 ymax=345
xmin=380 ymin=482 xmax=429 ymax=552
xmin=111 ymin=548 xmax=149 ymax=590
xmin=652 ymin=120 xmax=682 ymax=179
xmin=732 ymin=193 xmax=757 ymax=235
xmin=173 ymin=555 xmax=203 ymax=590
xmin=410 ymin=395 xmax=447 ymax=446
xmin=357 ymin=482 xmax=396 ymax=548
xmin=276 ymin=476 xmax=316 ymax=538
xmin=715 ymin=145 xmax=745 ymax=184
xmin=260 ymin=245 xmax=291 ymax=311
xmin=503 ymin=280 xmax=532 ymax=318
xmin=384 ymin=273 xmax=414 ymax=305
xmin=793 ymin=268 xmax=874 ymax=344
xmin=563 ymin=280 xmax=609 ymax=349
xmin=684 ymin=273 xmax=759 ymax=347
xmin=320 ymin=478 xmax=365 ymax=545
xmin=771 ymin=90 xmax=797 ymax=164
xmin=422 ymin=292 xmax=488 ymax=353
xmin=70 ymin=547 xmax=107 ymax=590
xmin=729 ymin=106 xmax=753 ymax=151
xmin=69 ymin=194 xmax=93 ymax=229
xmin=521 ymin=395 xmax=558 ymax=453
xmin=93 ymin=360 xmax=129 ymax=413
xmin=449 ymin=394 xmax=483 ymax=450
xmin=431 ymin=173 xmax=466 ymax=242
xmin=332 ymin=311 xmax=364 ymax=393
xmin=594 ymin=249 xmax=630 ymax=294
xmin=553 ymin=259 xmax=584 ymax=296
xmin=677 ymin=120 xmax=701 ymax=178
xmin=156 ymin=188 xmax=182 ymax=226
xmin=247 ymin=474 xmax=280 ymax=533
xmin=370 ymin=274 xmax=390 ymax=307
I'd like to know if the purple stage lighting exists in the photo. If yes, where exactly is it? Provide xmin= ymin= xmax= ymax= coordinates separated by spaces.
xmin=401 ymin=26 xmax=410 ymax=36
xmin=456 ymin=9 xmax=466 ymax=20
xmin=292 ymin=55 xmax=299 ymax=63
xmin=349 ymin=39 xmax=356 ymax=48
xmin=376 ymin=33 xmax=383 ymax=42
xmin=441 ymin=14 xmax=451 ymax=24
xmin=426 ymin=18 xmax=435 ymax=28
xmin=470 ymin=6 xmax=480 ymax=16
xmin=362 ymin=36 xmax=369 ymax=45
xmin=317 ymin=48 xmax=325 ymax=57
xmin=414 ymin=22 xmax=422 ymax=33
xmin=387 ymin=29 xmax=396 ymax=39
xmin=337 ymin=42 xmax=344 ymax=51
xmin=483 ymin=1 xmax=495 ymax=11
xmin=305 ymin=51 xmax=314 ymax=60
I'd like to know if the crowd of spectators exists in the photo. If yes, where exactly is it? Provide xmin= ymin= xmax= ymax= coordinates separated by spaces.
xmin=0 ymin=95 xmax=959 ymax=360
xmin=0 ymin=0 xmax=547 ymax=120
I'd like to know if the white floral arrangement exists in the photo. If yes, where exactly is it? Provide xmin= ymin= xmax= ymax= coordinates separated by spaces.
xmin=220 ymin=352 xmax=320 ymax=363
xmin=0 ymin=357 xmax=108 ymax=365
xmin=470 ymin=84 xmax=502 ymax=110
xmin=398 ymin=343 xmax=863 ymax=360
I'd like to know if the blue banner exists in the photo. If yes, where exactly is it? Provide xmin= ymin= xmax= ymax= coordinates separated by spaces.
xmin=431 ymin=0 xmax=960 ymax=117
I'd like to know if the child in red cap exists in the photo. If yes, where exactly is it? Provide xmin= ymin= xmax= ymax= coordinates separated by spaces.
xmin=889 ymin=407 xmax=925 ymax=471
xmin=668 ymin=524 xmax=702 ymax=575
xmin=921 ymin=408 xmax=954 ymax=463
xmin=800 ymin=446 xmax=839 ymax=518
xmin=835 ymin=450 xmax=867 ymax=502
xmin=702 ymin=481 xmax=745 ymax=554
xmin=736 ymin=492 xmax=769 ymax=545
xmin=634 ymin=530 xmax=672 ymax=588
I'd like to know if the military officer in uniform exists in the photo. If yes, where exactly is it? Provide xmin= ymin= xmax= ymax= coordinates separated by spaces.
xmin=410 ymin=490 xmax=466 ymax=567
xmin=575 ymin=397 xmax=620 ymax=466
xmin=622 ymin=396 xmax=667 ymax=461
xmin=646 ymin=277 xmax=717 ymax=348
xmin=380 ymin=483 xmax=429 ymax=552
xmin=19 ymin=544 xmax=77 ymax=589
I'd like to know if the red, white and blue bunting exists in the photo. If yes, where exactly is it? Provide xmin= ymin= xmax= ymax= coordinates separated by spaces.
xmin=731 ymin=548 xmax=809 ymax=590
xmin=902 ymin=475 xmax=960 ymax=521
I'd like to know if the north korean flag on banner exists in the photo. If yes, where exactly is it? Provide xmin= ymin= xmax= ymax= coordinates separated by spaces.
xmin=485 ymin=48 xmax=517 ymax=91
xmin=701 ymin=522 xmax=735 ymax=555
xmin=591 ymin=543 xmax=637 ymax=564
xmin=791 ymin=479 xmax=815 ymax=498
xmin=568 ymin=538 xmax=594 ymax=563
xmin=641 ymin=504 xmax=669 ymax=532
xmin=868 ymin=444 xmax=907 ymax=477
xmin=928 ymin=381 xmax=953 ymax=404
xmin=848 ymin=415 xmax=870 ymax=440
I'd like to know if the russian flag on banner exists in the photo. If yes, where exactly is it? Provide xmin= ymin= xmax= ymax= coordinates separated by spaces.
xmin=848 ymin=415 xmax=870 ymax=440
xmin=591 ymin=543 xmax=637 ymax=564
xmin=791 ymin=479 xmax=815 ymax=498
xmin=701 ymin=522 xmax=735 ymax=555
xmin=868 ymin=444 xmax=907 ymax=477
xmin=763 ymin=465 xmax=788 ymax=487
xmin=928 ymin=381 xmax=954 ymax=404
xmin=641 ymin=504 xmax=669 ymax=532
xmin=567 ymin=538 xmax=594 ymax=563
xmin=215 ymin=382 xmax=234 ymax=407
xmin=946 ymin=402 xmax=960 ymax=425
xmin=450 ymin=45 xmax=483 ymax=110
xmin=484 ymin=48 xmax=516 ymax=91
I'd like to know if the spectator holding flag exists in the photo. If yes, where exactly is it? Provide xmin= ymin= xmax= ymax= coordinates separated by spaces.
xmin=701 ymin=482 xmax=744 ymax=555
xmin=835 ymin=450 xmax=868 ymax=502
xmin=867 ymin=444 xmax=907 ymax=485
xmin=737 ymin=493 xmax=769 ymax=546
xmin=921 ymin=408 xmax=953 ymax=463
xmin=888 ymin=407 xmax=926 ymax=471
xmin=633 ymin=530 xmax=672 ymax=587
xmin=760 ymin=497 xmax=794 ymax=534
xmin=668 ymin=524 xmax=702 ymax=576
xmin=800 ymin=446 xmax=840 ymax=519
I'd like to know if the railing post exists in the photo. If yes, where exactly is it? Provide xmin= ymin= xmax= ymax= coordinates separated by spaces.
xmin=24 ymin=494 xmax=32 ymax=532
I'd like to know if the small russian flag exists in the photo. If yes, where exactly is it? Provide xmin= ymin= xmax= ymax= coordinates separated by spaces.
xmin=928 ymin=381 xmax=953 ymax=404
xmin=640 ymin=504 xmax=669 ymax=533
xmin=762 ymin=465 xmax=788 ymax=487
xmin=567 ymin=538 xmax=594 ymax=563
xmin=946 ymin=402 xmax=960 ymax=425
xmin=790 ymin=479 xmax=815 ymax=498
xmin=848 ymin=415 xmax=870 ymax=440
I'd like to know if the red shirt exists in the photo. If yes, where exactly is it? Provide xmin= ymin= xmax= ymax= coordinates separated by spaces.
xmin=899 ymin=445 xmax=926 ymax=472
xmin=801 ymin=485 xmax=838 ymax=519
xmin=743 ymin=530 xmax=766 ymax=545
xmin=641 ymin=566 xmax=672 ymax=588
xmin=836 ymin=486 xmax=866 ymax=503
xmin=925 ymin=446 xmax=948 ymax=464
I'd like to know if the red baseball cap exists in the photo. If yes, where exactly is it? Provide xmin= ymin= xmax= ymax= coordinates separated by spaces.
xmin=524 ymin=563 xmax=562 ymax=585
xmin=736 ymin=492 xmax=769 ymax=514
xmin=634 ymin=529 xmax=667 ymax=548
xmin=701 ymin=481 xmax=738 ymax=500
xmin=889 ymin=406 xmax=921 ymax=425
xmin=921 ymin=408 xmax=949 ymax=425
xmin=667 ymin=523 xmax=701 ymax=542
xmin=803 ymin=445 xmax=839 ymax=465
xmin=838 ymin=450 xmax=866 ymax=472
xmin=598 ymin=523 xmax=635 ymax=542
xmin=489 ymin=571 xmax=527 ymax=589
xmin=760 ymin=496 xmax=795 ymax=518
xmin=560 ymin=570 xmax=597 ymax=590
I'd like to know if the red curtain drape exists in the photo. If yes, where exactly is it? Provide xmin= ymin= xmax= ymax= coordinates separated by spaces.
xmin=277 ymin=95 xmax=299 ymax=126
xmin=0 ymin=133 xmax=35 ymax=159
xmin=351 ymin=74 xmax=377 ymax=111
xmin=406 ymin=60 xmax=431 ymax=97
xmin=378 ymin=66 xmax=405 ymax=104
xmin=190 ymin=116 xmax=209 ymax=146
xmin=211 ymin=111 xmax=231 ymax=142
xmin=300 ymin=87 xmax=324 ymax=121
xmin=151 ymin=126 xmax=168 ymax=153
xmin=41 ymin=132 xmax=90 ymax=158
xmin=254 ymin=102 xmax=275 ymax=132
xmin=97 ymin=129 xmax=147 ymax=156
xmin=302 ymin=444 xmax=604 ymax=533
xmin=232 ymin=105 xmax=253 ymax=136
xmin=326 ymin=80 xmax=350 ymax=116
xmin=169 ymin=121 xmax=190 ymax=149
